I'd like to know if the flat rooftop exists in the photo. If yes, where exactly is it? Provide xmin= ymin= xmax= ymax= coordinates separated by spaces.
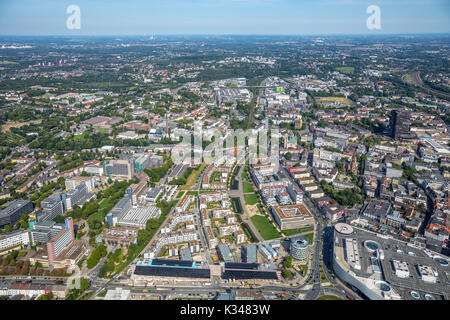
xmin=272 ymin=204 xmax=313 ymax=220
xmin=333 ymin=224 xmax=450 ymax=299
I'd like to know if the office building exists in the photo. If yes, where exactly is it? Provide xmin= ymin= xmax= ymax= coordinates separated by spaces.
xmin=106 ymin=198 xmax=132 ymax=227
xmin=143 ymin=187 xmax=163 ymax=203
xmin=46 ymin=228 xmax=72 ymax=265
xmin=390 ymin=110 xmax=411 ymax=140
xmin=117 ymin=205 xmax=161 ymax=229
xmin=244 ymin=244 xmax=257 ymax=263
xmin=0 ymin=230 xmax=31 ymax=251
xmin=30 ymin=221 xmax=66 ymax=244
xmin=0 ymin=200 xmax=34 ymax=228
xmin=270 ymin=204 xmax=314 ymax=230
xmin=133 ymin=153 xmax=163 ymax=174
xmin=65 ymin=176 xmax=96 ymax=191
xmin=217 ymin=244 xmax=234 ymax=262
xmin=291 ymin=237 xmax=309 ymax=261
xmin=40 ymin=197 xmax=64 ymax=222
xmin=104 ymin=159 xmax=133 ymax=180
xmin=65 ymin=183 xmax=93 ymax=210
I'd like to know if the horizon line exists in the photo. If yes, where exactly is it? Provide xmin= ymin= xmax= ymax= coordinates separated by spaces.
xmin=0 ymin=33 xmax=449 ymax=39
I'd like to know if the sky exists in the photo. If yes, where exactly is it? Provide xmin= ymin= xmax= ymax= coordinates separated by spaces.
xmin=0 ymin=0 xmax=449 ymax=36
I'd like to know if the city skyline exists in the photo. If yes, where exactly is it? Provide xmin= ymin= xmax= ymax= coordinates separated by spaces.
xmin=0 ymin=0 xmax=449 ymax=305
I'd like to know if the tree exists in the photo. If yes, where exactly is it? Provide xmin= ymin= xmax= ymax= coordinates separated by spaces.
xmin=86 ymin=245 xmax=107 ymax=269
xmin=284 ymin=152 xmax=292 ymax=161
xmin=37 ymin=292 xmax=54 ymax=300
xmin=283 ymin=269 xmax=291 ymax=279
xmin=284 ymin=256 xmax=293 ymax=269
xmin=335 ymin=161 xmax=344 ymax=173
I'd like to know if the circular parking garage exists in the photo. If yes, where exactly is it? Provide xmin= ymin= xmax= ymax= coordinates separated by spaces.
xmin=364 ymin=240 xmax=380 ymax=253
xmin=410 ymin=291 xmax=420 ymax=299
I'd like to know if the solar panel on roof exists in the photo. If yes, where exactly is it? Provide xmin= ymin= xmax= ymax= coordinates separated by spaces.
xmin=134 ymin=266 xmax=210 ymax=279
xmin=222 ymin=269 xmax=278 ymax=280
xmin=224 ymin=263 xmax=259 ymax=270
xmin=151 ymin=259 xmax=193 ymax=268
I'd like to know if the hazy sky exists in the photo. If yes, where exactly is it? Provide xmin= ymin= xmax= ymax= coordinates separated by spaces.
xmin=0 ymin=0 xmax=449 ymax=35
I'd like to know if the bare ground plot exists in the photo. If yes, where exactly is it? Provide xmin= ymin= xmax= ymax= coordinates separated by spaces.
xmin=2 ymin=120 xmax=42 ymax=132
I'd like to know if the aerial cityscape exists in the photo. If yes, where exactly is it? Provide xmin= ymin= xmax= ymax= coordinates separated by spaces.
xmin=0 ymin=0 xmax=449 ymax=304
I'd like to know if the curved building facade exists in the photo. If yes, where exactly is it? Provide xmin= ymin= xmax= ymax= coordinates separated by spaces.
xmin=290 ymin=237 xmax=309 ymax=261
xmin=331 ymin=253 xmax=384 ymax=300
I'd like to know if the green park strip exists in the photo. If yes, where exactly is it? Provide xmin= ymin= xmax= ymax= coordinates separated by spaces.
xmin=180 ymin=162 xmax=207 ymax=190
xmin=250 ymin=215 xmax=280 ymax=240
xmin=244 ymin=193 xmax=259 ymax=205
xmin=176 ymin=191 xmax=185 ymax=199
xmin=304 ymin=232 xmax=314 ymax=244
xmin=243 ymin=181 xmax=255 ymax=193
xmin=282 ymin=225 xmax=314 ymax=236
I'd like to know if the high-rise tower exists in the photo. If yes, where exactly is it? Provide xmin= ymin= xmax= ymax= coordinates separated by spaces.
xmin=148 ymin=112 xmax=152 ymax=134
xmin=390 ymin=110 xmax=411 ymax=140
xmin=165 ymin=113 xmax=169 ymax=136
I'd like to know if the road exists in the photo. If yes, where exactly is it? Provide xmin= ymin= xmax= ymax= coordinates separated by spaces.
xmin=280 ymin=165 xmax=361 ymax=300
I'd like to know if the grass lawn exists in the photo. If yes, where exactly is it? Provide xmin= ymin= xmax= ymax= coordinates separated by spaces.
xmin=241 ymin=167 xmax=249 ymax=180
xmin=243 ymin=181 xmax=255 ymax=193
xmin=283 ymin=229 xmax=302 ymax=236
xmin=176 ymin=191 xmax=185 ymax=199
xmin=335 ymin=66 xmax=354 ymax=74
xmin=0 ymin=61 xmax=19 ymax=65
xmin=73 ymin=131 xmax=87 ymax=143
xmin=244 ymin=193 xmax=259 ymax=205
xmin=181 ymin=162 xmax=207 ymax=190
xmin=283 ymin=226 xmax=314 ymax=236
xmin=99 ymin=198 xmax=113 ymax=210
xmin=251 ymin=215 xmax=280 ymax=240
xmin=317 ymin=295 xmax=343 ymax=300
xmin=304 ymin=232 xmax=314 ymax=244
